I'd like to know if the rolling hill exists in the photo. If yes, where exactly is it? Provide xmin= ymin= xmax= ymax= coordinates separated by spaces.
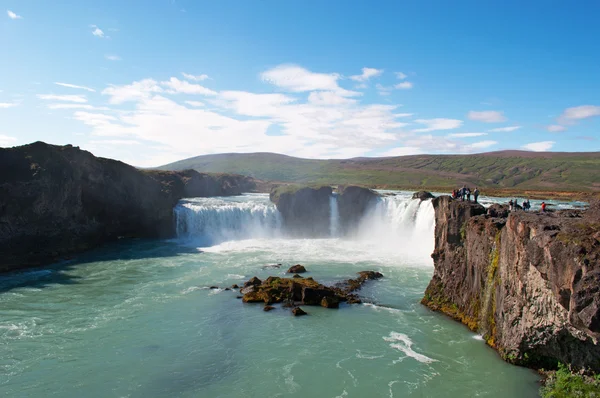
xmin=158 ymin=151 xmax=600 ymax=193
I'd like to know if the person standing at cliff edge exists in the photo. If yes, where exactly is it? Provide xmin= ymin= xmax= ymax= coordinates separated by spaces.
xmin=541 ymin=201 xmax=547 ymax=213
xmin=473 ymin=187 xmax=480 ymax=203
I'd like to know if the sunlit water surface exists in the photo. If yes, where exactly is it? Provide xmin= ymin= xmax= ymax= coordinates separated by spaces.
xmin=0 ymin=191 xmax=574 ymax=397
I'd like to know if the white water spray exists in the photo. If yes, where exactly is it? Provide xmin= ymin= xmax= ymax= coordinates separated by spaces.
xmin=174 ymin=194 xmax=282 ymax=246
xmin=174 ymin=192 xmax=436 ymax=263
xmin=329 ymin=193 xmax=340 ymax=238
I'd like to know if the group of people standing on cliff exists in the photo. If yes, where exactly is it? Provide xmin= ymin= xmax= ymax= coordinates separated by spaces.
xmin=452 ymin=186 xmax=480 ymax=203
xmin=508 ymin=199 xmax=546 ymax=212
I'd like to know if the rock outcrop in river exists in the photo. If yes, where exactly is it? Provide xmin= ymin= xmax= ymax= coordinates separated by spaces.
xmin=270 ymin=184 xmax=379 ymax=236
xmin=422 ymin=196 xmax=600 ymax=372
xmin=0 ymin=142 xmax=255 ymax=272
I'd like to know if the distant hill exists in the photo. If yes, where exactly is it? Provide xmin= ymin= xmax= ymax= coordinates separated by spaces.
xmin=158 ymin=151 xmax=600 ymax=193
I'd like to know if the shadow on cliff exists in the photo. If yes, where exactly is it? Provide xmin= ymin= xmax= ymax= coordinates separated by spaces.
xmin=0 ymin=239 xmax=201 ymax=294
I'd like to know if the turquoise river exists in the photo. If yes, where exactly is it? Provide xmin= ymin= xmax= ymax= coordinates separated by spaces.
xmin=2 ymin=192 xmax=582 ymax=397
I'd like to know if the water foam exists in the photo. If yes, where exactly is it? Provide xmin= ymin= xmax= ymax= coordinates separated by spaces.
xmin=174 ymin=194 xmax=282 ymax=246
xmin=384 ymin=332 xmax=437 ymax=364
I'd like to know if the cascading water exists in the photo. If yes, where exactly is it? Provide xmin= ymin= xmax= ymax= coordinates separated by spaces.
xmin=329 ymin=193 xmax=340 ymax=238
xmin=174 ymin=194 xmax=282 ymax=246
xmin=174 ymin=191 xmax=436 ymax=264
xmin=354 ymin=194 xmax=436 ymax=264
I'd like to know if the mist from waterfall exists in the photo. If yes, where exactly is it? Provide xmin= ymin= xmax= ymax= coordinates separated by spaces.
xmin=174 ymin=192 xmax=436 ymax=264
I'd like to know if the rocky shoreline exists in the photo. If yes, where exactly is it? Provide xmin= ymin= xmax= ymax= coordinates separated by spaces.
xmin=422 ymin=196 xmax=600 ymax=373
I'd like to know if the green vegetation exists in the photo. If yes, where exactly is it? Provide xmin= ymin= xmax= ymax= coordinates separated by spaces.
xmin=540 ymin=363 xmax=600 ymax=398
xmin=158 ymin=151 xmax=600 ymax=194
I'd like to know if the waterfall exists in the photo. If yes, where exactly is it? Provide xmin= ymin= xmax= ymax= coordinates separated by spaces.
xmin=173 ymin=192 xmax=436 ymax=264
xmin=355 ymin=194 xmax=436 ymax=264
xmin=329 ymin=193 xmax=340 ymax=237
xmin=174 ymin=194 xmax=282 ymax=246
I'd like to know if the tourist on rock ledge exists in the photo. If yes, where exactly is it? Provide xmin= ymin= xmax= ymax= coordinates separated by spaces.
xmin=473 ymin=187 xmax=479 ymax=203
xmin=541 ymin=201 xmax=547 ymax=212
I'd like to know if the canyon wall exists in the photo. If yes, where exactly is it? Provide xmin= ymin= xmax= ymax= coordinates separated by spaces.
xmin=422 ymin=196 xmax=600 ymax=372
xmin=0 ymin=142 xmax=255 ymax=272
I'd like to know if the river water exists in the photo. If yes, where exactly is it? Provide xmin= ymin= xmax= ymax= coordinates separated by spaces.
xmin=1 ymin=192 xmax=563 ymax=397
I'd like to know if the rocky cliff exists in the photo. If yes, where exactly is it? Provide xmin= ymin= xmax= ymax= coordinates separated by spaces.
xmin=269 ymin=185 xmax=379 ymax=237
xmin=422 ymin=196 xmax=600 ymax=372
xmin=0 ymin=142 xmax=255 ymax=272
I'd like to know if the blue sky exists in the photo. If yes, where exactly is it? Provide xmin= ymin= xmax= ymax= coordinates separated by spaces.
xmin=1 ymin=0 xmax=599 ymax=166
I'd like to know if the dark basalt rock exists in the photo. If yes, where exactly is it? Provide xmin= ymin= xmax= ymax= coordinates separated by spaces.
xmin=270 ymin=185 xmax=332 ymax=237
xmin=321 ymin=296 xmax=340 ymax=308
xmin=337 ymin=185 xmax=380 ymax=233
xmin=209 ymin=286 xmax=219 ymax=290
xmin=412 ymin=191 xmax=435 ymax=201
xmin=292 ymin=274 xmax=303 ymax=279
xmin=292 ymin=307 xmax=307 ymax=316
xmin=487 ymin=204 xmax=510 ymax=218
xmin=263 ymin=305 xmax=276 ymax=312
xmin=422 ymin=195 xmax=600 ymax=373
xmin=240 ymin=271 xmax=383 ymax=314
xmin=231 ymin=284 xmax=239 ymax=289
xmin=287 ymin=264 xmax=307 ymax=274
xmin=244 ymin=276 xmax=262 ymax=287
xmin=0 ymin=141 xmax=256 ymax=273
xmin=262 ymin=264 xmax=282 ymax=269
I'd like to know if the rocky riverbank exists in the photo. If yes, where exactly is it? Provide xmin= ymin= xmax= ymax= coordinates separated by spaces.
xmin=0 ymin=142 xmax=255 ymax=272
xmin=422 ymin=196 xmax=600 ymax=372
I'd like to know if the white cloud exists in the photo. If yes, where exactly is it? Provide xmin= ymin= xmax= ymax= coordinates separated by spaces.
xmin=161 ymin=77 xmax=217 ymax=95
xmin=90 ymin=140 xmax=141 ymax=146
xmin=413 ymin=118 xmax=463 ymax=133
xmin=105 ymin=55 xmax=121 ymax=61
xmin=350 ymin=67 xmax=383 ymax=82
xmin=466 ymin=140 xmax=498 ymax=150
xmin=467 ymin=110 xmax=506 ymax=123
xmin=47 ymin=103 xmax=109 ymax=110
xmin=547 ymin=125 xmax=566 ymax=132
xmin=261 ymin=64 xmax=359 ymax=97
xmin=37 ymin=94 xmax=88 ymax=103
xmin=395 ymin=72 xmax=407 ymax=80
xmin=308 ymin=91 xmax=357 ymax=106
xmin=182 ymin=73 xmax=209 ymax=81
xmin=91 ymin=25 xmax=105 ymax=38
xmin=0 ymin=134 xmax=17 ymax=147
xmin=185 ymin=101 xmax=205 ymax=107
xmin=73 ymin=111 xmax=117 ymax=126
xmin=560 ymin=105 xmax=600 ymax=121
xmin=55 ymin=82 xmax=96 ymax=92
xmin=379 ymin=146 xmax=422 ymax=157
xmin=7 ymin=10 xmax=22 ymax=19
xmin=394 ymin=81 xmax=413 ymax=90
xmin=522 ymin=141 xmax=555 ymax=152
xmin=0 ymin=102 xmax=19 ymax=108
xmin=103 ymin=79 xmax=163 ymax=104
xmin=487 ymin=126 xmax=521 ymax=132
xmin=447 ymin=132 xmax=487 ymax=138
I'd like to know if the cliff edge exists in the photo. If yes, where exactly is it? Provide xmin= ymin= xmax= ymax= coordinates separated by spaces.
xmin=0 ymin=142 xmax=255 ymax=272
xmin=422 ymin=196 xmax=600 ymax=372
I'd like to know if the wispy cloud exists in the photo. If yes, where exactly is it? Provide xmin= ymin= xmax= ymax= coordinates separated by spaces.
xmin=37 ymin=94 xmax=88 ymax=103
xmin=546 ymin=124 xmax=566 ymax=132
xmin=161 ymin=77 xmax=217 ymax=96
xmin=487 ymin=126 xmax=521 ymax=132
xmin=0 ymin=134 xmax=17 ymax=147
xmin=413 ymin=118 xmax=463 ymax=133
xmin=394 ymin=81 xmax=413 ymax=90
xmin=90 ymin=25 xmax=105 ymax=38
xmin=447 ymin=132 xmax=487 ymax=138
xmin=182 ymin=73 xmax=209 ymax=81
xmin=522 ymin=141 xmax=554 ymax=152
xmin=7 ymin=10 xmax=22 ymax=19
xmin=395 ymin=72 xmax=407 ymax=80
xmin=0 ymin=101 xmax=19 ymax=108
xmin=47 ymin=103 xmax=109 ymax=110
xmin=467 ymin=110 xmax=506 ymax=123
xmin=466 ymin=140 xmax=498 ymax=150
xmin=103 ymin=79 xmax=163 ymax=104
xmin=184 ymin=101 xmax=205 ymax=107
xmin=546 ymin=105 xmax=600 ymax=132
xmin=350 ymin=67 xmax=383 ymax=82
xmin=261 ymin=64 xmax=359 ymax=97
xmin=105 ymin=54 xmax=121 ymax=61
xmin=55 ymin=82 xmax=96 ymax=92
